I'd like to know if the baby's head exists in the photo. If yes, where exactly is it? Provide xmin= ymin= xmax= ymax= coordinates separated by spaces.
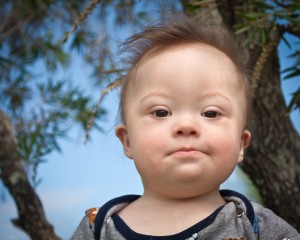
xmin=115 ymin=17 xmax=252 ymax=198
xmin=118 ymin=16 xmax=251 ymax=129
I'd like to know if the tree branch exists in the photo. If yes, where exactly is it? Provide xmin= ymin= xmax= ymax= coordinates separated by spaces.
xmin=85 ymin=77 xmax=122 ymax=143
xmin=251 ymin=29 xmax=282 ymax=94
xmin=61 ymin=0 xmax=102 ymax=43
xmin=0 ymin=109 xmax=61 ymax=240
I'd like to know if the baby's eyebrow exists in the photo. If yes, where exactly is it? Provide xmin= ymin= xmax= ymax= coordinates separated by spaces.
xmin=201 ymin=92 xmax=232 ymax=103
xmin=139 ymin=92 xmax=171 ymax=103
xmin=139 ymin=91 xmax=232 ymax=104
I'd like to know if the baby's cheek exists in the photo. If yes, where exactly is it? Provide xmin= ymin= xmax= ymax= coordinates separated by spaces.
xmin=211 ymin=134 xmax=241 ymax=158
xmin=142 ymin=128 xmax=167 ymax=146
xmin=132 ymin=131 xmax=165 ymax=156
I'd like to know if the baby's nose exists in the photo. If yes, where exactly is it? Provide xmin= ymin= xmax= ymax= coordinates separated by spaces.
xmin=173 ymin=116 xmax=200 ymax=137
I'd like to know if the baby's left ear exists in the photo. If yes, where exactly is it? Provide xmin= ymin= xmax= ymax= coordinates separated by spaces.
xmin=238 ymin=130 xmax=251 ymax=163
xmin=242 ymin=129 xmax=251 ymax=148
xmin=115 ymin=124 xmax=133 ymax=159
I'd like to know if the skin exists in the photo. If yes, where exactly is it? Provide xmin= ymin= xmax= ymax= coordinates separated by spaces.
xmin=115 ymin=43 xmax=251 ymax=236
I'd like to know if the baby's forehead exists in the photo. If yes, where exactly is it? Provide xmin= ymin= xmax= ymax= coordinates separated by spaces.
xmin=130 ymin=43 xmax=242 ymax=86
xmin=127 ymin=42 xmax=247 ymax=106
xmin=137 ymin=43 xmax=236 ymax=70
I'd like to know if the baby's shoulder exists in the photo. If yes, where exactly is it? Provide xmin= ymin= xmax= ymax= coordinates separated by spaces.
xmin=250 ymin=201 xmax=299 ymax=238
xmin=71 ymin=208 xmax=99 ymax=240
xmin=85 ymin=207 xmax=100 ymax=224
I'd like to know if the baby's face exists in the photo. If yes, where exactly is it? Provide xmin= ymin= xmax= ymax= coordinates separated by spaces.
xmin=116 ymin=44 xmax=251 ymax=199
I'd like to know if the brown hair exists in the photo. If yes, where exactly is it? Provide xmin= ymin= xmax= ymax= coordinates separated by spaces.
xmin=118 ymin=16 xmax=251 ymax=128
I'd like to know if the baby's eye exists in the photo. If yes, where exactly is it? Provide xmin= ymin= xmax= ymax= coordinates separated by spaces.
xmin=202 ymin=111 xmax=219 ymax=118
xmin=153 ymin=109 xmax=171 ymax=118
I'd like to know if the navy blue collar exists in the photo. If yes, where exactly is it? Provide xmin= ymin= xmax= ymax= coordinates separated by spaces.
xmin=94 ymin=190 xmax=255 ymax=240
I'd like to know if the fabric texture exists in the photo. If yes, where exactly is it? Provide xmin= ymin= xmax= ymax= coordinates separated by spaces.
xmin=71 ymin=190 xmax=300 ymax=240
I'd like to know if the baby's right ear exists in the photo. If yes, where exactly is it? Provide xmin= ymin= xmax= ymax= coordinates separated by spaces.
xmin=115 ymin=125 xmax=133 ymax=159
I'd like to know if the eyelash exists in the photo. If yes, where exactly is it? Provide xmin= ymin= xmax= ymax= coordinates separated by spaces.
xmin=152 ymin=109 xmax=171 ymax=118
xmin=202 ymin=111 xmax=220 ymax=118
xmin=151 ymin=109 xmax=220 ymax=118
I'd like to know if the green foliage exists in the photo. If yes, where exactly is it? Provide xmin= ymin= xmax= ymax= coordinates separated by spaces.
xmin=15 ymin=79 xmax=106 ymax=186
xmin=287 ymin=86 xmax=300 ymax=112
xmin=180 ymin=0 xmax=203 ymax=15
xmin=0 ymin=0 xmax=107 ymax=185
xmin=235 ymin=0 xmax=300 ymax=44
xmin=233 ymin=0 xmax=300 ymax=111
xmin=280 ymin=27 xmax=300 ymax=113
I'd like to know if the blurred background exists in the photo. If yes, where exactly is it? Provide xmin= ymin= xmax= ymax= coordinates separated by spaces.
xmin=1 ymin=1 xmax=299 ymax=239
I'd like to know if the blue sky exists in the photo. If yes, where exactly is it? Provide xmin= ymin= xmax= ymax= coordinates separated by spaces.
xmin=1 ymin=29 xmax=299 ymax=240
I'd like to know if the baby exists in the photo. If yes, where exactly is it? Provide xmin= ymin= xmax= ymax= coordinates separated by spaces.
xmin=73 ymin=17 xmax=299 ymax=240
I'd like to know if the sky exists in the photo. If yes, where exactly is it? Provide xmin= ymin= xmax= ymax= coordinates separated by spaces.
xmin=0 ymin=21 xmax=299 ymax=240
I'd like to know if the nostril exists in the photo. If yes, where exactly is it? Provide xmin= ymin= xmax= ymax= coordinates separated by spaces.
xmin=190 ymin=130 xmax=197 ymax=136
xmin=177 ymin=130 xmax=184 ymax=135
xmin=177 ymin=129 xmax=197 ymax=136
xmin=174 ymin=118 xmax=200 ymax=137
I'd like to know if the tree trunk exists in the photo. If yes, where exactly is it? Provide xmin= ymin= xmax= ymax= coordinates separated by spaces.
xmin=243 ymin=43 xmax=300 ymax=230
xmin=183 ymin=0 xmax=300 ymax=230
xmin=0 ymin=110 xmax=61 ymax=240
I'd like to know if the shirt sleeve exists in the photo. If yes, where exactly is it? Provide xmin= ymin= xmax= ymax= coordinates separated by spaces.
xmin=252 ymin=202 xmax=300 ymax=239
xmin=71 ymin=216 xmax=95 ymax=240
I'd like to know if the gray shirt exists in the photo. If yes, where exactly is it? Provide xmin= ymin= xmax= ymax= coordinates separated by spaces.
xmin=72 ymin=190 xmax=300 ymax=240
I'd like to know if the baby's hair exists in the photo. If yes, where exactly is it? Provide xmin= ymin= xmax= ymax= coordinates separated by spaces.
xmin=118 ymin=15 xmax=252 ymax=129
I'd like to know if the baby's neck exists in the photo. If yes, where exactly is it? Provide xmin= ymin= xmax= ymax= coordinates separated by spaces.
xmin=117 ymin=189 xmax=225 ymax=236
xmin=141 ymin=189 xmax=225 ymax=212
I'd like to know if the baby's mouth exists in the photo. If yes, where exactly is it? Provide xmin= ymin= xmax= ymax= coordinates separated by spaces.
xmin=168 ymin=147 xmax=205 ymax=158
